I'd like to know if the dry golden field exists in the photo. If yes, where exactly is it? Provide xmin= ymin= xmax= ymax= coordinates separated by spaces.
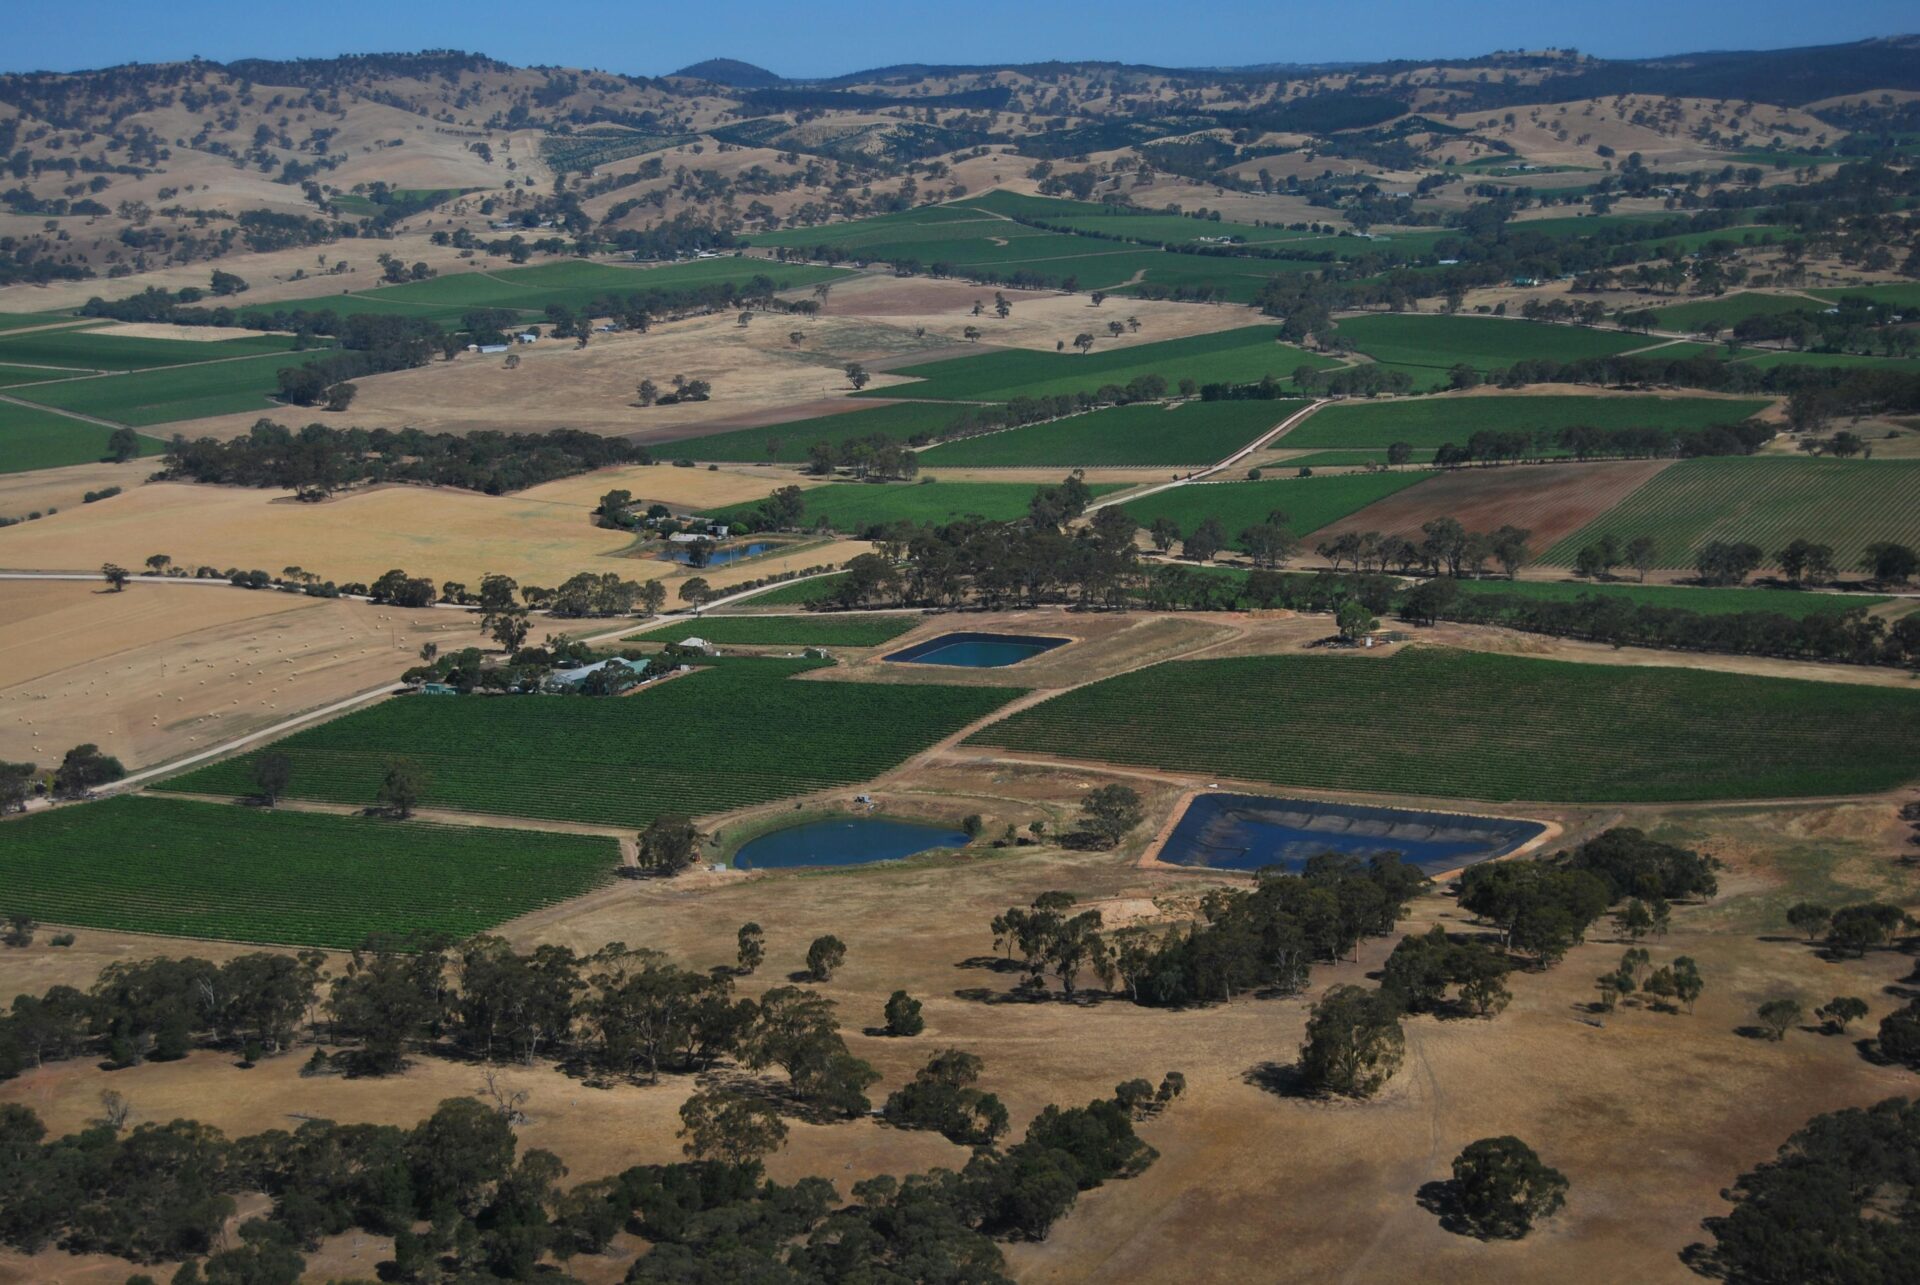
xmin=0 ymin=579 xmax=519 ymax=770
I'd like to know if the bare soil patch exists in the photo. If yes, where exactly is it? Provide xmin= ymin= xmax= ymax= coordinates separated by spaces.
xmin=1313 ymin=460 xmax=1672 ymax=551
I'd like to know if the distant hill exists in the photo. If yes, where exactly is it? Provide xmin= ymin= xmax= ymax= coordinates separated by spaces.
xmin=671 ymin=58 xmax=782 ymax=87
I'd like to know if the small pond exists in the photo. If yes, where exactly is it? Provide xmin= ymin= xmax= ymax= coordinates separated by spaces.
xmin=884 ymin=631 xmax=1069 ymax=668
xmin=1156 ymin=794 xmax=1545 ymax=877
xmin=663 ymin=540 xmax=778 ymax=567
xmin=731 ymin=816 xmax=973 ymax=870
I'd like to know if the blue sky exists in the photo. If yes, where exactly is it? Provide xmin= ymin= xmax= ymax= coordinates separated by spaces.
xmin=6 ymin=1 xmax=1913 ymax=77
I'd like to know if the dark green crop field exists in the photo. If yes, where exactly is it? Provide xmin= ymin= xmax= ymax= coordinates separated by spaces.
xmin=239 ymin=258 xmax=851 ymax=326
xmin=623 ymin=614 xmax=921 ymax=647
xmin=730 ymin=573 xmax=848 ymax=606
xmin=173 ymin=659 xmax=1022 ymax=829
xmin=965 ymin=648 xmax=1920 ymax=802
xmin=713 ymin=480 xmax=1127 ymax=530
xmin=1118 ymin=471 xmax=1431 ymax=542
xmin=1810 ymin=283 xmax=1920 ymax=310
xmin=14 ymin=351 xmax=316 ymax=426
xmin=0 ymin=404 xmax=165 ymax=474
xmin=867 ymin=327 xmax=1340 ymax=403
xmin=1445 ymin=577 xmax=1890 ymax=619
xmin=1652 ymin=292 xmax=1825 ymax=332
xmin=0 ymin=327 xmax=292 ymax=370
xmin=1284 ymin=395 xmax=1771 ymax=453
xmin=1336 ymin=315 xmax=1654 ymax=376
xmin=918 ymin=400 xmax=1303 ymax=468
xmin=0 ymin=796 xmax=617 ymax=947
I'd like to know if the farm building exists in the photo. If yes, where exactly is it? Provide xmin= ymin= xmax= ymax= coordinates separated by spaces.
xmin=543 ymin=658 xmax=635 ymax=693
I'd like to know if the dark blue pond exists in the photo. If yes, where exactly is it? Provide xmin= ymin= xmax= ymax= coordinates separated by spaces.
xmin=732 ymin=817 xmax=973 ymax=870
xmin=885 ymin=632 xmax=1069 ymax=668
xmin=1157 ymin=794 xmax=1545 ymax=877
xmin=664 ymin=541 xmax=777 ymax=567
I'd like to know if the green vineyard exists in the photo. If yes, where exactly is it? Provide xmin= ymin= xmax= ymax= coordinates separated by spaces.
xmin=965 ymin=648 xmax=1920 ymax=803
xmin=174 ymin=658 xmax=1021 ymax=828
xmin=1543 ymin=458 xmax=1920 ymax=570
xmin=0 ymin=796 xmax=617 ymax=948
xmin=918 ymin=400 xmax=1303 ymax=469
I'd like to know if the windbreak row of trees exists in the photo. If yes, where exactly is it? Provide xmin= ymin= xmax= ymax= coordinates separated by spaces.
xmin=1416 ymin=578 xmax=1920 ymax=667
xmin=1421 ymin=418 xmax=1775 ymax=467
xmin=161 ymin=420 xmax=650 ymax=496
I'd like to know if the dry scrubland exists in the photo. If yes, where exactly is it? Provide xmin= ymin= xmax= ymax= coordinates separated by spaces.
xmin=156 ymin=306 xmax=933 ymax=443
xmin=812 ymin=273 xmax=1261 ymax=351
xmin=0 ymin=786 xmax=1912 ymax=1284
xmin=155 ymin=274 xmax=1263 ymax=445
xmin=0 ymin=579 xmax=536 ymax=769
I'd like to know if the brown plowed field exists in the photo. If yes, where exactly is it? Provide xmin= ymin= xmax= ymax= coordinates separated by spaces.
xmin=1314 ymin=460 xmax=1670 ymax=548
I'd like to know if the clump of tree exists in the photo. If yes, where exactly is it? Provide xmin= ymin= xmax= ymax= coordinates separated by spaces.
xmin=740 ymin=986 xmax=879 ymax=1118
xmin=990 ymin=892 xmax=1111 ymax=998
xmin=636 ymin=814 xmax=704 ymax=875
xmin=1784 ymin=899 xmax=1911 ymax=957
xmin=804 ymin=935 xmax=847 ymax=982
xmin=1431 ymin=1137 xmax=1569 ymax=1240
xmin=1102 ymin=855 xmax=1427 ymax=1008
xmin=1297 ymin=984 xmax=1405 ymax=1098
xmin=1381 ymin=925 xmax=1512 ymax=1018
xmin=882 ymin=1048 xmax=1010 ymax=1145
xmin=51 ymin=743 xmax=125 ymax=799
xmin=736 ymin=922 xmax=765 ymax=975
xmin=1688 ymin=1097 xmax=1920 ymax=1282
xmin=0 ymin=760 xmax=34 ymax=814
xmin=1070 ymin=783 xmax=1144 ymax=849
xmin=1459 ymin=828 xmax=1717 ymax=967
xmin=882 ymin=989 xmax=924 ymax=1036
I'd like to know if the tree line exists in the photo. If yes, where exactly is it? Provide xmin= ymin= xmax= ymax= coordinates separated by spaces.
xmin=161 ymin=419 xmax=649 ymax=496
xmin=780 ymin=486 xmax=1920 ymax=669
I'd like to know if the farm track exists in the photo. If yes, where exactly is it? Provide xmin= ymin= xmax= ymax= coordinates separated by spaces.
xmin=0 ymin=392 xmax=127 ymax=429
xmin=1084 ymin=399 xmax=1329 ymax=511
xmin=148 ymin=790 xmax=641 ymax=865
